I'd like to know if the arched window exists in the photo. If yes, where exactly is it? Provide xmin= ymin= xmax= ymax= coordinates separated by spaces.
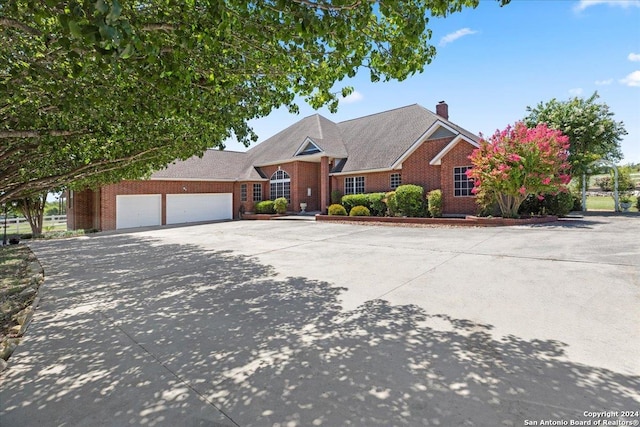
xmin=270 ymin=169 xmax=291 ymax=201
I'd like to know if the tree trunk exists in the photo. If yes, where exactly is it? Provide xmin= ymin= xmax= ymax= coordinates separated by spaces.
xmin=18 ymin=192 xmax=48 ymax=236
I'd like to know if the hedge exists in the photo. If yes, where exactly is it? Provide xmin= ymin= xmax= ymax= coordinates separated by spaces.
xmin=255 ymin=200 xmax=275 ymax=214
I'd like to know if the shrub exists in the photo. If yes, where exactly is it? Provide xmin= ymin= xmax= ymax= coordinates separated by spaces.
xmin=595 ymin=171 xmax=635 ymax=192
xmin=367 ymin=193 xmax=386 ymax=216
xmin=467 ymin=122 xmax=571 ymax=218
xmin=349 ymin=205 xmax=371 ymax=216
xmin=384 ymin=191 xmax=398 ymax=216
xmin=255 ymin=200 xmax=275 ymax=214
xmin=427 ymin=189 xmax=443 ymax=218
xmin=342 ymin=194 xmax=369 ymax=214
xmin=394 ymin=184 xmax=425 ymax=217
xmin=330 ymin=190 xmax=342 ymax=205
xmin=273 ymin=197 xmax=288 ymax=214
xmin=518 ymin=191 xmax=575 ymax=216
xmin=636 ymin=196 xmax=640 ymax=211
xmin=328 ymin=204 xmax=347 ymax=216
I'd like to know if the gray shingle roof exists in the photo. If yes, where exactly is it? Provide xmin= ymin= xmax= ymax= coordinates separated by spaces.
xmin=151 ymin=150 xmax=262 ymax=181
xmin=151 ymin=103 xmax=479 ymax=181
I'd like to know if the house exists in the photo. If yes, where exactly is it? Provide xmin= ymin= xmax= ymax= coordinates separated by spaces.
xmin=67 ymin=102 xmax=480 ymax=231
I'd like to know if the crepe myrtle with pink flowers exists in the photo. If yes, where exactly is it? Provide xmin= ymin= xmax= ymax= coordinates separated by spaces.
xmin=466 ymin=122 xmax=571 ymax=218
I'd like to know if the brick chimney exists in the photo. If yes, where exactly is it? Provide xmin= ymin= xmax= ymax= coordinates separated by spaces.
xmin=436 ymin=101 xmax=448 ymax=120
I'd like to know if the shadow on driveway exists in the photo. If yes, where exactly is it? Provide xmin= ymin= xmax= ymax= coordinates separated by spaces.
xmin=1 ymin=233 xmax=638 ymax=426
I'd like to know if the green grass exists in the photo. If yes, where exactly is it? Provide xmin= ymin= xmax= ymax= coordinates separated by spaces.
xmin=1 ymin=221 xmax=66 ymax=236
xmin=586 ymin=195 xmax=638 ymax=212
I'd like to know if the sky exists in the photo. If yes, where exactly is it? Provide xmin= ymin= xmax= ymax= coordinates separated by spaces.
xmin=223 ymin=0 xmax=640 ymax=163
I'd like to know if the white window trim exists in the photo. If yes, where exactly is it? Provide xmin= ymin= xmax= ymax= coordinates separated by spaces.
xmin=453 ymin=166 xmax=474 ymax=197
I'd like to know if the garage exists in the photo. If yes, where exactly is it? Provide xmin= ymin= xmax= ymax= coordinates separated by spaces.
xmin=116 ymin=195 xmax=162 ymax=229
xmin=166 ymin=193 xmax=232 ymax=225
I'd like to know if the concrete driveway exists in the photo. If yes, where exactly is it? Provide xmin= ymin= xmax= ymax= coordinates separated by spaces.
xmin=1 ymin=216 xmax=639 ymax=426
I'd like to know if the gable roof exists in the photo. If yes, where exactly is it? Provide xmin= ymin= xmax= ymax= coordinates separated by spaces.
xmin=246 ymin=114 xmax=347 ymax=166
xmin=151 ymin=103 xmax=480 ymax=181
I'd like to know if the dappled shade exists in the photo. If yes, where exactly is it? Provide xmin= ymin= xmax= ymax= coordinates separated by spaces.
xmin=1 ymin=234 xmax=638 ymax=426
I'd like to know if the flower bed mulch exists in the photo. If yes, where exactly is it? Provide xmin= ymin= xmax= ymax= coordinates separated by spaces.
xmin=315 ymin=214 xmax=558 ymax=227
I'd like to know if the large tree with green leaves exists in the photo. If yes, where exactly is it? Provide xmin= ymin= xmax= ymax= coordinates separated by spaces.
xmin=523 ymin=92 xmax=627 ymax=178
xmin=1 ymin=0 xmax=509 ymax=204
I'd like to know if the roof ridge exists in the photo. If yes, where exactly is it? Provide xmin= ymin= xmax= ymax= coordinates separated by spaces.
xmin=316 ymin=114 xmax=324 ymax=139
xmin=337 ymin=103 xmax=420 ymax=124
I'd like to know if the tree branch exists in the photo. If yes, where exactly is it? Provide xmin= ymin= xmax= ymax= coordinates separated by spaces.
xmin=0 ymin=17 xmax=42 ymax=36
xmin=0 ymin=129 xmax=89 ymax=138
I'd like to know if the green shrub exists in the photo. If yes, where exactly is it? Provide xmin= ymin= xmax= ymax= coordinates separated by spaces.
xmin=330 ymin=190 xmax=342 ymax=205
xmin=636 ymin=196 xmax=640 ymax=211
xmin=427 ymin=189 xmax=443 ymax=218
xmin=342 ymin=194 xmax=369 ymax=214
xmin=394 ymin=184 xmax=425 ymax=217
xmin=328 ymin=204 xmax=347 ymax=216
xmin=349 ymin=205 xmax=371 ymax=216
xmin=273 ymin=197 xmax=288 ymax=214
xmin=255 ymin=200 xmax=275 ymax=214
xmin=518 ymin=192 xmax=575 ymax=216
xmin=367 ymin=193 xmax=386 ymax=216
xmin=385 ymin=191 xmax=398 ymax=216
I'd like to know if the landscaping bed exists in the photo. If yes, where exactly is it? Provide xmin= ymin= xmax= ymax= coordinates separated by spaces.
xmin=0 ymin=244 xmax=43 ymax=370
xmin=316 ymin=215 xmax=558 ymax=227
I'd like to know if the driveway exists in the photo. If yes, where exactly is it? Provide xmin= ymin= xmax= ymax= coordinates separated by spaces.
xmin=1 ymin=216 xmax=639 ymax=426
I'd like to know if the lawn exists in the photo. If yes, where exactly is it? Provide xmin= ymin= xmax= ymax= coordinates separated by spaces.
xmin=586 ymin=195 xmax=638 ymax=212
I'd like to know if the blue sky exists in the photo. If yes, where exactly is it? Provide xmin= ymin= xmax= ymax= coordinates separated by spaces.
xmin=225 ymin=0 xmax=640 ymax=163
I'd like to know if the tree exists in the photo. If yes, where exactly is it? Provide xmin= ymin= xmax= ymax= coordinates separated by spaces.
xmin=467 ymin=122 xmax=572 ymax=218
xmin=524 ymin=92 xmax=627 ymax=178
xmin=1 ymin=0 xmax=510 ymax=204
xmin=15 ymin=192 xmax=48 ymax=236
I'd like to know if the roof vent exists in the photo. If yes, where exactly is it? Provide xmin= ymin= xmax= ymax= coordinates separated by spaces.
xmin=436 ymin=101 xmax=449 ymax=120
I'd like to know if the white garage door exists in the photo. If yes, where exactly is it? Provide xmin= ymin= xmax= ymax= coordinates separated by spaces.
xmin=116 ymin=195 xmax=162 ymax=229
xmin=166 ymin=193 xmax=232 ymax=225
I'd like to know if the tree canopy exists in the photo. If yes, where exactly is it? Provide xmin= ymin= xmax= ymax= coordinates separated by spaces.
xmin=1 ymin=0 xmax=509 ymax=203
xmin=523 ymin=92 xmax=627 ymax=177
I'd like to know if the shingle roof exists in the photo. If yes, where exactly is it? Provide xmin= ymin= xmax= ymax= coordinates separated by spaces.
xmin=151 ymin=103 xmax=479 ymax=181
xmin=151 ymin=150 xmax=262 ymax=181
xmin=246 ymin=114 xmax=347 ymax=165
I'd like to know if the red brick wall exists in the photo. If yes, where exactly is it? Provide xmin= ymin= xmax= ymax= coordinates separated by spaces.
xmin=67 ymin=189 xmax=100 ymax=230
xmin=260 ymin=161 xmax=320 ymax=212
xmin=440 ymin=141 xmax=477 ymax=214
xmin=334 ymin=171 xmax=396 ymax=196
xmin=100 ymin=180 xmax=236 ymax=230
xmin=236 ymin=181 xmax=265 ymax=214
xmin=402 ymin=137 xmax=451 ymax=192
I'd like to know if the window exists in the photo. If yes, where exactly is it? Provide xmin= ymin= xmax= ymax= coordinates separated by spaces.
xmin=240 ymin=184 xmax=247 ymax=202
xmin=253 ymin=183 xmax=262 ymax=202
xmin=390 ymin=173 xmax=402 ymax=189
xmin=454 ymin=166 xmax=474 ymax=197
xmin=345 ymin=176 xmax=365 ymax=195
xmin=270 ymin=169 xmax=291 ymax=201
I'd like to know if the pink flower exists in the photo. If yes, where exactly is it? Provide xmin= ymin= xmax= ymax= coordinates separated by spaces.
xmin=519 ymin=186 xmax=527 ymax=195
xmin=542 ymin=177 xmax=551 ymax=185
xmin=537 ymin=195 xmax=545 ymax=201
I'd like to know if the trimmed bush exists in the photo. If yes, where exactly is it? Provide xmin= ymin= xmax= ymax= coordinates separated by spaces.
xmin=367 ymin=193 xmax=386 ymax=216
xmin=349 ymin=205 xmax=371 ymax=216
xmin=341 ymin=194 xmax=369 ymax=214
xmin=273 ymin=197 xmax=288 ymax=214
xmin=427 ymin=189 xmax=443 ymax=218
xmin=330 ymin=190 xmax=342 ymax=205
xmin=394 ymin=184 xmax=425 ymax=217
xmin=255 ymin=200 xmax=275 ymax=214
xmin=384 ymin=191 xmax=398 ymax=216
xmin=328 ymin=204 xmax=347 ymax=216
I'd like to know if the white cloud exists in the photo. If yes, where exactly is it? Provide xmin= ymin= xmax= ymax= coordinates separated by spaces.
xmin=439 ymin=28 xmax=478 ymax=46
xmin=620 ymin=70 xmax=640 ymax=87
xmin=574 ymin=0 xmax=640 ymax=12
xmin=628 ymin=53 xmax=640 ymax=62
xmin=341 ymin=90 xmax=363 ymax=104
xmin=569 ymin=88 xmax=584 ymax=96
xmin=595 ymin=79 xmax=613 ymax=85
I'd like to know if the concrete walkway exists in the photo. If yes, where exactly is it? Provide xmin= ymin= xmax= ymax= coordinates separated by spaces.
xmin=1 ymin=216 xmax=639 ymax=426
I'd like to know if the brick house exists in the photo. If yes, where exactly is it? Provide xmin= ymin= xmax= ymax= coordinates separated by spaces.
xmin=68 ymin=102 xmax=480 ymax=231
